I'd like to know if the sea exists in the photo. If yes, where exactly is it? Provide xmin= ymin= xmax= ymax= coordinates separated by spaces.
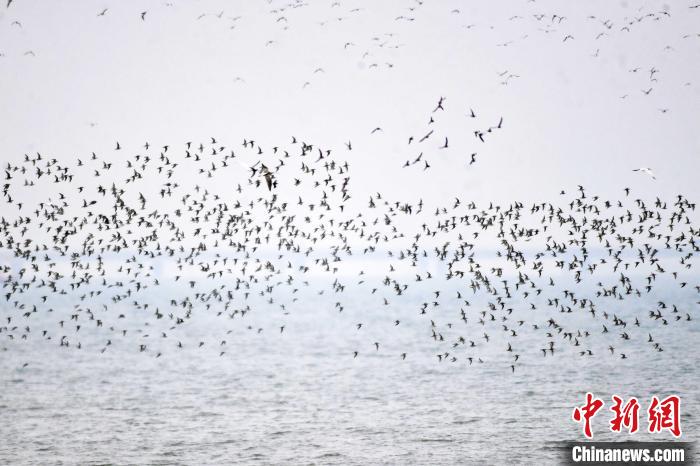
xmin=1 ymin=278 xmax=698 ymax=465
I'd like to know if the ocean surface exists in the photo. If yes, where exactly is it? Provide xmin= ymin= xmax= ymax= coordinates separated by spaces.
xmin=1 ymin=288 xmax=698 ymax=465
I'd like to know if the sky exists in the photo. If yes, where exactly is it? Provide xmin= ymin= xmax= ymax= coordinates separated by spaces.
xmin=1 ymin=0 xmax=699 ymax=211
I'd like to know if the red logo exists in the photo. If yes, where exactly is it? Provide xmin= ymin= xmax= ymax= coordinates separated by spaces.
xmin=572 ymin=392 xmax=604 ymax=439
xmin=648 ymin=395 xmax=682 ymax=437
xmin=572 ymin=394 xmax=682 ymax=439
xmin=610 ymin=395 xmax=640 ymax=434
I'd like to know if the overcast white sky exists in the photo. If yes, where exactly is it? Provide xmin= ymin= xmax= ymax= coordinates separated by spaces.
xmin=1 ymin=0 xmax=699 ymax=208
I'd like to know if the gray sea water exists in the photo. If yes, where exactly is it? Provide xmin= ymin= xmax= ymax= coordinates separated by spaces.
xmin=1 ymin=286 xmax=698 ymax=465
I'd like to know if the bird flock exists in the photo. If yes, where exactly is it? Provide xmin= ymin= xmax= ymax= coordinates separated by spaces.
xmin=395 ymin=97 xmax=504 ymax=171
xmin=3 ymin=0 xmax=699 ymax=113
xmin=2 ymin=0 xmax=699 ymax=372
xmin=1 ymin=123 xmax=698 ymax=372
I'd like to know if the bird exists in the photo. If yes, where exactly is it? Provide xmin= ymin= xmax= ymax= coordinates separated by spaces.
xmin=259 ymin=164 xmax=275 ymax=190
xmin=419 ymin=130 xmax=433 ymax=143
xmin=633 ymin=168 xmax=656 ymax=180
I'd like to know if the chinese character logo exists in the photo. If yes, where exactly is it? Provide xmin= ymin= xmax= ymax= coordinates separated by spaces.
xmin=648 ymin=395 xmax=681 ymax=437
xmin=572 ymin=392 xmax=604 ymax=438
xmin=610 ymin=395 xmax=640 ymax=434
xmin=572 ymin=393 xmax=681 ymax=439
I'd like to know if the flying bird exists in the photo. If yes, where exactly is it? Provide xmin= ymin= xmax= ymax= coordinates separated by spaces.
xmin=632 ymin=168 xmax=656 ymax=180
